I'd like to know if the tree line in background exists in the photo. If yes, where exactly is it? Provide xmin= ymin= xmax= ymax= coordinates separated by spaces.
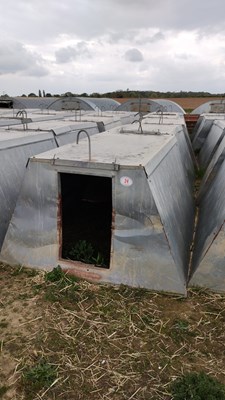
xmin=2 ymin=90 xmax=225 ymax=98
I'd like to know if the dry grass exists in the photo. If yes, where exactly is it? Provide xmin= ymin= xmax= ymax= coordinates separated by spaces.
xmin=1 ymin=263 xmax=225 ymax=399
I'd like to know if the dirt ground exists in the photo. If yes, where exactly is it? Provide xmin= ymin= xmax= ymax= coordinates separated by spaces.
xmin=1 ymin=263 xmax=225 ymax=399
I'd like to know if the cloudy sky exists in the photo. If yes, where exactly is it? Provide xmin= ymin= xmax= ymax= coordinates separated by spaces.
xmin=1 ymin=0 xmax=225 ymax=96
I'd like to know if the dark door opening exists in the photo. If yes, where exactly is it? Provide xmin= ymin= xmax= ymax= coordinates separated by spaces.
xmin=60 ymin=173 xmax=112 ymax=268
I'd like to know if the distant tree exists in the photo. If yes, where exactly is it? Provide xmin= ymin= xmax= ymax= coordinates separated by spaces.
xmin=43 ymin=90 xmax=46 ymax=97
xmin=89 ymin=92 xmax=100 ymax=98
xmin=38 ymin=89 xmax=42 ymax=97
xmin=21 ymin=94 xmax=27 ymax=97
xmin=64 ymin=92 xmax=73 ymax=97
xmin=28 ymin=93 xmax=37 ymax=97
xmin=45 ymin=93 xmax=52 ymax=97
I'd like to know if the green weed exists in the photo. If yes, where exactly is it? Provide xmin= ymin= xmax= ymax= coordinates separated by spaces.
xmin=45 ymin=265 xmax=65 ymax=282
xmin=44 ymin=266 xmax=79 ymax=304
xmin=0 ymin=321 xmax=8 ymax=328
xmin=11 ymin=265 xmax=38 ymax=277
xmin=66 ymin=240 xmax=106 ymax=267
xmin=22 ymin=359 xmax=57 ymax=396
xmin=0 ymin=386 xmax=8 ymax=398
xmin=170 ymin=371 xmax=225 ymax=400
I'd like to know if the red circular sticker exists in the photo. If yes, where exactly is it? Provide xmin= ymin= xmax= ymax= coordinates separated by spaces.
xmin=120 ymin=176 xmax=133 ymax=187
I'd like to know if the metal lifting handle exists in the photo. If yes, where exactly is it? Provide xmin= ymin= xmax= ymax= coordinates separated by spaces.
xmin=16 ymin=109 xmax=28 ymax=130
xmin=132 ymin=112 xmax=143 ymax=133
xmin=156 ymin=107 xmax=164 ymax=125
xmin=76 ymin=129 xmax=91 ymax=161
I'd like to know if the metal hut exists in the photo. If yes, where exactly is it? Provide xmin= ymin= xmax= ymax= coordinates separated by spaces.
xmin=0 ymin=111 xmax=131 ymax=250
xmin=1 ymin=124 xmax=195 ymax=295
xmin=192 ymin=114 xmax=225 ymax=151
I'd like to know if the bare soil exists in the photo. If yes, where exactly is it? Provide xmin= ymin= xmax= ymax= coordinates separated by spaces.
xmin=1 ymin=263 xmax=225 ymax=399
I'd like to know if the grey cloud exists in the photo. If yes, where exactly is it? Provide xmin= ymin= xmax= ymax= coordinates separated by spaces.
xmin=147 ymin=55 xmax=221 ymax=92
xmin=55 ymin=42 xmax=91 ymax=64
xmin=135 ymin=31 xmax=165 ymax=45
xmin=27 ymin=65 xmax=49 ymax=77
xmin=0 ymin=41 xmax=48 ymax=76
xmin=2 ymin=0 xmax=225 ymax=44
xmin=145 ymin=31 xmax=165 ymax=43
xmin=174 ymin=53 xmax=190 ymax=60
xmin=124 ymin=48 xmax=144 ymax=62
xmin=55 ymin=47 xmax=77 ymax=63
xmin=107 ymin=30 xmax=139 ymax=44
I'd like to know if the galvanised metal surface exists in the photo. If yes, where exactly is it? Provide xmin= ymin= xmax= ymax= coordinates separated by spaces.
xmin=190 ymin=158 xmax=225 ymax=291
xmin=0 ymin=162 xmax=59 ymax=267
xmin=0 ymin=119 xmax=28 ymax=128
xmin=192 ymin=114 xmax=225 ymax=150
xmin=12 ymin=97 xmax=57 ymax=110
xmin=79 ymin=97 xmax=120 ymax=111
xmin=1 ymin=129 xmax=195 ymax=294
xmin=53 ymin=124 xmax=101 ymax=147
xmin=198 ymin=135 xmax=225 ymax=202
xmin=115 ymin=99 xmax=161 ymax=113
xmin=143 ymin=112 xmax=186 ymax=126
xmin=148 ymin=99 xmax=185 ymax=114
xmin=46 ymin=97 xmax=120 ymax=112
xmin=0 ymin=131 xmax=57 ymax=250
xmin=149 ymin=141 xmax=195 ymax=283
xmin=191 ymin=100 xmax=225 ymax=115
xmin=48 ymin=97 xmax=94 ymax=111
xmin=120 ymin=120 xmax=195 ymax=179
xmin=198 ymin=120 xmax=225 ymax=169
xmin=11 ymin=96 xmax=118 ymax=111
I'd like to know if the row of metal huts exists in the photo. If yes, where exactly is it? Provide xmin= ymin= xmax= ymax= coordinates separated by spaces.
xmin=0 ymin=101 xmax=225 ymax=295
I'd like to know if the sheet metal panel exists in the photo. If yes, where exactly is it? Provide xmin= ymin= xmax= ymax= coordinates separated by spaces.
xmin=191 ymin=101 xmax=225 ymax=115
xmin=111 ymin=167 xmax=187 ymax=294
xmin=120 ymin=123 xmax=195 ymax=181
xmin=54 ymin=125 xmax=100 ymax=147
xmin=115 ymin=99 xmax=161 ymax=113
xmin=0 ymin=118 xmax=26 ymax=127
xmin=198 ymin=136 xmax=225 ymax=202
xmin=79 ymin=97 xmax=120 ymax=111
xmin=149 ymin=142 xmax=195 ymax=283
xmin=192 ymin=114 xmax=225 ymax=150
xmin=199 ymin=120 xmax=225 ymax=169
xmin=190 ymin=159 xmax=225 ymax=290
xmin=144 ymin=112 xmax=186 ymax=124
xmin=32 ymin=130 xmax=175 ymax=167
xmin=150 ymin=100 xmax=185 ymax=114
xmin=0 ymin=162 xmax=59 ymax=266
xmin=0 ymin=135 xmax=57 ymax=250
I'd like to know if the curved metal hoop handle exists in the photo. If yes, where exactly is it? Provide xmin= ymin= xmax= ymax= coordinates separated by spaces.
xmin=76 ymin=129 xmax=91 ymax=161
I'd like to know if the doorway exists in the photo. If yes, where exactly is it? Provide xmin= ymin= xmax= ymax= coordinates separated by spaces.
xmin=60 ymin=173 xmax=112 ymax=268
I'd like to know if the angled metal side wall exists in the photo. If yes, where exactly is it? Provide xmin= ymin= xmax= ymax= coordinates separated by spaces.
xmin=198 ymin=121 xmax=225 ymax=169
xmin=190 ymin=158 xmax=225 ymax=291
xmin=111 ymin=168 xmax=186 ymax=294
xmin=192 ymin=114 xmax=225 ymax=151
xmin=0 ymin=162 xmax=59 ymax=267
xmin=149 ymin=142 xmax=195 ymax=285
xmin=192 ymin=119 xmax=214 ymax=151
xmin=0 ymin=137 xmax=57 ymax=250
